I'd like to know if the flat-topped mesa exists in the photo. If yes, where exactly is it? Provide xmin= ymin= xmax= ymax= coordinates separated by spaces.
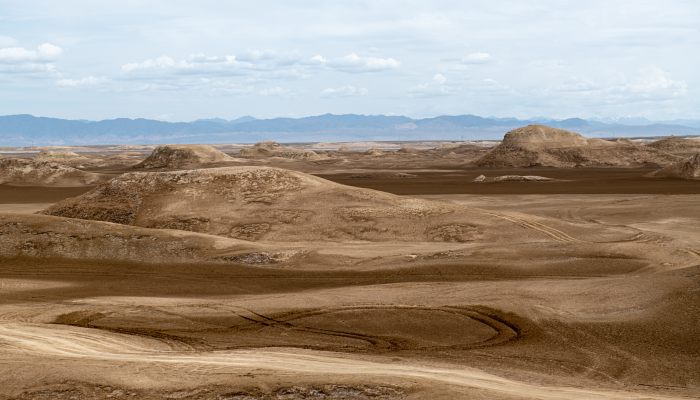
xmin=501 ymin=125 xmax=591 ymax=148
xmin=133 ymin=144 xmax=236 ymax=169
xmin=0 ymin=158 xmax=106 ymax=187
xmin=476 ymin=124 xmax=679 ymax=168
xmin=41 ymin=166 xmax=496 ymax=243
xmin=650 ymin=153 xmax=700 ymax=180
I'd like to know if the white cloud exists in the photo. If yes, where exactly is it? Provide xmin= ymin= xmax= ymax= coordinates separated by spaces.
xmin=409 ymin=73 xmax=512 ymax=98
xmin=258 ymin=86 xmax=287 ymax=96
xmin=320 ymin=53 xmax=400 ymax=72
xmin=236 ymin=50 xmax=302 ymax=67
xmin=410 ymin=73 xmax=453 ymax=97
xmin=552 ymin=67 xmax=687 ymax=103
xmin=626 ymin=66 xmax=687 ymax=98
xmin=0 ymin=43 xmax=62 ymax=63
xmin=122 ymin=51 xmax=306 ymax=77
xmin=461 ymin=52 xmax=492 ymax=64
xmin=37 ymin=43 xmax=62 ymax=59
xmin=122 ymin=55 xmax=214 ymax=73
xmin=321 ymin=85 xmax=368 ymax=97
xmin=121 ymin=51 xmax=400 ymax=84
xmin=0 ymin=42 xmax=62 ymax=76
xmin=433 ymin=73 xmax=447 ymax=84
xmin=310 ymin=54 xmax=327 ymax=64
xmin=56 ymin=76 xmax=107 ymax=88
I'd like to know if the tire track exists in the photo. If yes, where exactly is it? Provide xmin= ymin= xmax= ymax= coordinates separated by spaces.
xmin=477 ymin=209 xmax=585 ymax=243
xmin=251 ymin=305 xmax=519 ymax=351
xmin=0 ymin=322 xmax=691 ymax=400
xmin=231 ymin=307 xmax=404 ymax=350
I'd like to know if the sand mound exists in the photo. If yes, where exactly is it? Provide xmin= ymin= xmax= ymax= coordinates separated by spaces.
xmin=397 ymin=144 xmax=418 ymax=154
xmin=473 ymin=174 xmax=554 ymax=182
xmin=365 ymin=148 xmax=384 ymax=156
xmin=348 ymin=171 xmax=418 ymax=179
xmin=35 ymin=150 xmax=89 ymax=161
xmin=647 ymin=137 xmax=700 ymax=155
xmin=240 ymin=141 xmax=326 ymax=160
xmin=134 ymin=145 xmax=236 ymax=169
xmin=42 ymin=166 xmax=497 ymax=242
xmin=34 ymin=150 xmax=94 ymax=168
xmin=476 ymin=125 xmax=678 ymax=167
xmin=0 ymin=213 xmax=304 ymax=265
xmin=0 ymin=158 xmax=106 ymax=187
xmin=649 ymin=153 xmax=700 ymax=179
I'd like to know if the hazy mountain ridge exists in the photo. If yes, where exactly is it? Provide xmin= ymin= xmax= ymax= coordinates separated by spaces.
xmin=1 ymin=114 xmax=699 ymax=146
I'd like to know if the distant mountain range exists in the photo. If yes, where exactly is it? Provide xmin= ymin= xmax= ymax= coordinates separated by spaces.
xmin=1 ymin=114 xmax=699 ymax=146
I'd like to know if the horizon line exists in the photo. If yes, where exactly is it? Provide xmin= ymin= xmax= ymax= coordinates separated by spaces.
xmin=3 ymin=113 xmax=699 ymax=125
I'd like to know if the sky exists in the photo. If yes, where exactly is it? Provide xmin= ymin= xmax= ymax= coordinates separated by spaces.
xmin=0 ymin=0 xmax=698 ymax=121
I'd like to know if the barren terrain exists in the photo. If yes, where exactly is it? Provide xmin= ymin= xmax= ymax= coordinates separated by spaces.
xmin=0 ymin=128 xmax=698 ymax=399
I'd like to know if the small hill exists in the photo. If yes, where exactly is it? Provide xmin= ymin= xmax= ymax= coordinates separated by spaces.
xmin=647 ymin=137 xmax=700 ymax=155
xmin=501 ymin=125 xmax=590 ymax=148
xmin=0 ymin=213 xmax=304 ymax=265
xmin=42 ymin=166 xmax=508 ymax=242
xmin=0 ymin=158 xmax=106 ymax=186
xmin=649 ymin=154 xmax=700 ymax=180
xmin=134 ymin=144 xmax=236 ymax=169
xmin=476 ymin=125 xmax=679 ymax=167
xmin=239 ymin=141 xmax=327 ymax=160
xmin=35 ymin=150 xmax=91 ymax=166
xmin=397 ymin=144 xmax=418 ymax=154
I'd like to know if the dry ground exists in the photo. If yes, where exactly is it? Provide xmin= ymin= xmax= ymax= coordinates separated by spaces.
xmin=0 ymin=149 xmax=698 ymax=399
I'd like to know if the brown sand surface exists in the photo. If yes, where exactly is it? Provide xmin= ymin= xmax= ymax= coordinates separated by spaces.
xmin=0 ymin=147 xmax=698 ymax=399
xmin=318 ymin=167 xmax=700 ymax=194
xmin=0 ymin=184 xmax=93 ymax=203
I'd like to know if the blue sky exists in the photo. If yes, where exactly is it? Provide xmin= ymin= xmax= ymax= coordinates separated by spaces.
xmin=0 ymin=0 xmax=698 ymax=121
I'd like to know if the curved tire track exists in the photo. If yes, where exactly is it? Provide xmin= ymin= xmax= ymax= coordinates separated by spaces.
xmin=0 ymin=322 xmax=690 ymax=400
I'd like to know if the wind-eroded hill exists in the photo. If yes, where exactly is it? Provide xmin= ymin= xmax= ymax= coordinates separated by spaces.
xmin=476 ymin=125 xmax=679 ymax=167
xmin=0 ymin=158 xmax=107 ymax=187
xmin=650 ymin=153 xmax=700 ymax=179
xmin=34 ymin=150 xmax=91 ymax=167
xmin=133 ymin=144 xmax=237 ymax=169
xmin=647 ymin=137 xmax=700 ymax=156
xmin=239 ymin=141 xmax=327 ymax=160
xmin=42 ymin=166 xmax=517 ymax=243
xmin=0 ymin=213 xmax=307 ymax=265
